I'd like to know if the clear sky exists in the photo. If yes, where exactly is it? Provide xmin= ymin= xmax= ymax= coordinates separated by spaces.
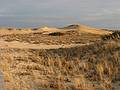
xmin=0 ymin=0 xmax=120 ymax=29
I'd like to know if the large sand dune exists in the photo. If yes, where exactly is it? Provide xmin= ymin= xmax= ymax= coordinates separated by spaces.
xmin=78 ymin=24 xmax=112 ymax=35
xmin=63 ymin=24 xmax=112 ymax=35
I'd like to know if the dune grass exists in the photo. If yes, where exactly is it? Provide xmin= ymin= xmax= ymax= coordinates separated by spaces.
xmin=0 ymin=39 xmax=119 ymax=90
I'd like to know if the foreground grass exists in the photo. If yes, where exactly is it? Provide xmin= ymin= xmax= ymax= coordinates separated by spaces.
xmin=0 ymin=40 xmax=120 ymax=90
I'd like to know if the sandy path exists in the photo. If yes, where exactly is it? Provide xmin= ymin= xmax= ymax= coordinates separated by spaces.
xmin=0 ymin=40 xmax=89 ymax=49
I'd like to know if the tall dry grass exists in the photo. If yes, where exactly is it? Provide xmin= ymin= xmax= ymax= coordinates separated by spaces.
xmin=0 ymin=39 xmax=119 ymax=90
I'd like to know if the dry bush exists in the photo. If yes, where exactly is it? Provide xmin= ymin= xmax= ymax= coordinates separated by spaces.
xmin=7 ymin=28 xmax=13 ymax=30
xmin=48 ymin=32 xmax=64 ymax=36
xmin=101 ymin=31 xmax=120 ymax=41
xmin=31 ymin=28 xmax=39 ymax=30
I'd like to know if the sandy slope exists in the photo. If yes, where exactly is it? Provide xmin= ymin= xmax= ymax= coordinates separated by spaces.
xmin=77 ymin=25 xmax=112 ymax=35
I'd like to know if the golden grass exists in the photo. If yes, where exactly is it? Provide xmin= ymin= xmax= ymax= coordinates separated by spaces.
xmin=0 ymin=28 xmax=118 ymax=90
xmin=0 ymin=39 xmax=119 ymax=90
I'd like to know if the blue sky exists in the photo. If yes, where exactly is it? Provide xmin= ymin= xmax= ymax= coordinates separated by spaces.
xmin=0 ymin=0 xmax=120 ymax=28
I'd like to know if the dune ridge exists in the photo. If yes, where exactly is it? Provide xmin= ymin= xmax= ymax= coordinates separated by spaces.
xmin=0 ymin=24 xmax=112 ymax=35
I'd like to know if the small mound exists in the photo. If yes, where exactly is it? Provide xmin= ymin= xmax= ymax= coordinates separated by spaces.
xmin=41 ymin=27 xmax=61 ymax=32
xmin=40 ymin=27 xmax=64 ymax=35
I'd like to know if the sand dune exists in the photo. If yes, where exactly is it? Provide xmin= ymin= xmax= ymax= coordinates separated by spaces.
xmin=63 ymin=24 xmax=112 ymax=35
xmin=0 ymin=24 xmax=112 ymax=35
xmin=77 ymin=24 xmax=112 ymax=35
